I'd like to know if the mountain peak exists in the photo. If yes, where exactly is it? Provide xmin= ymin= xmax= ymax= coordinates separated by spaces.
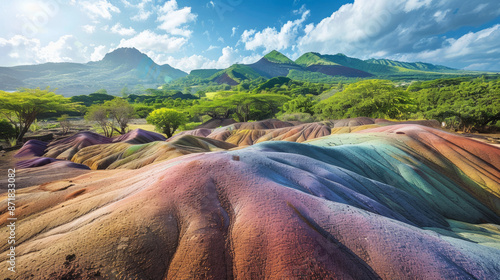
xmin=101 ymin=47 xmax=152 ymax=66
xmin=295 ymin=52 xmax=339 ymax=67
xmin=263 ymin=50 xmax=295 ymax=64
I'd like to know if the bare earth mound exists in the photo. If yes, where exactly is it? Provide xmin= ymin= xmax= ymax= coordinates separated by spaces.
xmin=1 ymin=121 xmax=499 ymax=279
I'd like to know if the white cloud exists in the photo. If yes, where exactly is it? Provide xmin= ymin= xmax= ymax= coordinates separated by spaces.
xmin=37 ymin=35 xmax=89 ymax=63
xmin=90 ymin=45 xmax=108 ymax=61
xmin=82 ymin=25 xmax=96 ymax=34
xmin=298 ymin=0 xmax=500 ymax=60
xmin=157 ymin=0 xmax=197 ymax=37
xmin=207 ymin=45 xmax=219 ymax=51
xmin=216 ymin=46 xmax=238 ymax=67
xmin=118 ymin=30 xmax=188 ymax=53
xmin=152 ymin=47 xmax=260 ymax=72
xmin=0 ymin=35 xmax=42 ymax=65
xmin=0 ymin=35 xmax=91 ymax=65
xmin=412 ymin=24 xmax=500 ymax=70
xmin=110 ymin=23 xmax=136 ymax=36
xmin=241 ymin=8 xmax=310 ymax=52
xmin=122 ymin=0 xmax=153 ymax=21
xmin=80 ymin=0 xmax=120 ymax=20
xmin=154 ymin=54 xmax=215 ymax=72
xmin=231 ymin=27 xmax=238 ymax=37
xmin=132 ymin=9 xmax=152 ymax=21
xmin=293 ymin=4 xmax=308 ymax=15
xmin=217 ymin=37 xmax=225 ymax=43
xmin=208 ymin=1 xmax=215 ymax=8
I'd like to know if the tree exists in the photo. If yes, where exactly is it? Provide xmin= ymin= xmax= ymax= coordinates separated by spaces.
xmin=281 ymin=95 xmax=317 ymax=115
xmin=147 ymin=108 xmax=188 ymax=138
xmin=84 ymin=98 xmax=135 ymax=136
xmin=105 ymin=98 xmax=136 ymax=135
xmin=57 ymin=114 xmax=72 ymax=135
xmin=410 ymin=77 xmax=500 ymax=132
xmin=315 ymin=80 xmax=415 ymax=120
xmin=0 ymin=87 xmax=73 ymax=144
xmin=189 ymin=98 xmax=234 ymax=120
xmin=120 ymin=86 xmax=129 ymax=98
xmin=189 ymin=93 xmax=290 ymax=122
xmin=85 ymin=104 xmax=114 ymax=137
xmin=227 ymin=93 xmax=290 ymax=122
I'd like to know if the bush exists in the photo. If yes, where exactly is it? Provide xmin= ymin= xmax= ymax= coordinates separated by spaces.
xmin=29 ymin=119 xmax=42 ymax=132
xmin=0 ymin=119 xmax=16 ymax=141
xmin=134 ymin=105 xmax=154 ymax=118
xmin=57 ymin=114 xmax=72 ymax=134
xmin=201 ymin=115 xmax=212 ymax=123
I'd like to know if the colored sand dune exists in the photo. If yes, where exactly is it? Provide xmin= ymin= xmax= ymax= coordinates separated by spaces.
xmin=72 ymin=135 xmax=236 ymax=170
xmin=2 ymin=121 xmax=499 ymax=279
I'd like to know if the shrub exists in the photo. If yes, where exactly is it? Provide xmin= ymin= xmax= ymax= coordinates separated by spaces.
xmin=0 ymin=119 xmax=16 ymax=141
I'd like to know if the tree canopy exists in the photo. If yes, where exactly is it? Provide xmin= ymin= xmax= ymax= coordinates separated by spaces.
xmin=146 ymin=108 xmax=188 ymax=138
xmin=0 ymin=87 xmax=73 ymax=143
xmin=410 ymin=77 xmax=500 ymax=132
xmin=190 ymin=93 xmax=290 ymax=122
xmin=315 ymin=80 xmax=415 ymax=120
xmin=84 ymin=98 xmax=136 ymax=136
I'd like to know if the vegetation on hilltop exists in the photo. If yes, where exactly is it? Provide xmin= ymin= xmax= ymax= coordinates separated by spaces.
xmin=295 ymin=52 xmax=339 ymax=67
xmin=263 ymin=50 xmax=297 ymax=64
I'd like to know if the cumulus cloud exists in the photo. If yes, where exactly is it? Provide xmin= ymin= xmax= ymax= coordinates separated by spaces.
xmin=152 ymin=47 xmax=260 ymax=72
xmin=132 ymin=9 xmax=152 ymax=21
xmin=298 ymin=0 xmax=500 ymax=60
xmin=122 ymin=0 xmax=153 ymax=21
xmin=0 ymin=35 xmax=91 ymax=65
xmin=118 ymin=30 xmax=188 ymax=53
xmin=110 ymin=23 xmax=136 ymax=36
xmin=80 ymin=0 xmax=120 ymax=20
xmin=412 ymin=24 xmax=500 ymax=71
xmin=82 ymin=25 xmax=96 ymax=34
xmin=241 ymin=7 xmax=310 ymax=52
xmin=157 ymin=0 xmax=197 ymax=37
xmin=0 ymin=35 xmax=42 ymax=65
xmin=38 ymin=35 xmax=89 ymax=63
xmin=90 ymin=45 xmax=108 ymax=61
xmin=231 ymin=27 xmax=238 ymax=37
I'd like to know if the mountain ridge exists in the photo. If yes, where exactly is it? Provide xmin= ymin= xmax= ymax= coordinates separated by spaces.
xmin=0 ymin=48 xmax=482 ymax=95
xmin=0 ymin=47 xmax=187 ymax=96
xmin=202 ymin=50 xmax=474 ymax=85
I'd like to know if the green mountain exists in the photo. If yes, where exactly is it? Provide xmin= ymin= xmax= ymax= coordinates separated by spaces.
xmin=263 ymin=50 xmax=296 ymax=64
xmin=295 ymin=52 xmax=339 ymax=67
xmin=0 ymin=48 xmax=187 ymax=96
xmin=307 ymin=53 xmax=398 ymax=75
xmin=365 ymin=58 xmax=456 ymax=72
xmin=209 ymin=64 xmax=262 ymax=85
xmin=203 ymin=50 xmax=472 ymax=86
xmin=247 ymin=52 xmax=303 ymax=78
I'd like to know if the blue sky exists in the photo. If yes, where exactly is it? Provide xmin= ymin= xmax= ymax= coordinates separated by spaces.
xmin=1 ymin=0 xmax=500 ymax=72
